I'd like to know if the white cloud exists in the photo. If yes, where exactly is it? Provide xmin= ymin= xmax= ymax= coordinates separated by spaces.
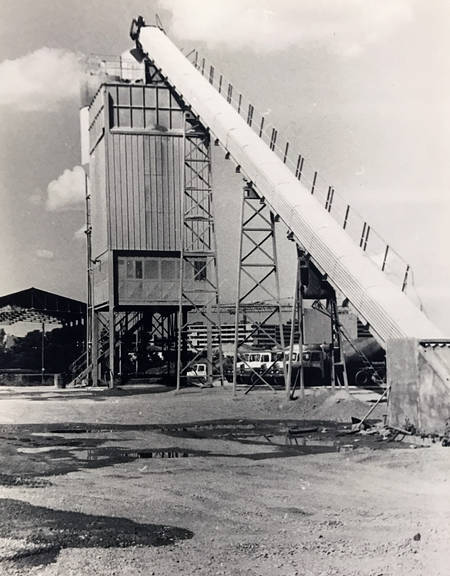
xmin=36 ymin=249 xmax=54 ymax=260
xmin=46 ymin=166 xmax=85 ymax=211
xmin=74 ymin=226 xmax=86 ymax=240
xmin=158 ymin=0 xmax=413 ymax=56
xmin=0 ymin=47 xmax=82 ymax=111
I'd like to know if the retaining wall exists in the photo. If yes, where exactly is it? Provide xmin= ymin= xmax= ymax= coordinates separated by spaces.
xmin=387 ymin=338 xmax=450 ymax=435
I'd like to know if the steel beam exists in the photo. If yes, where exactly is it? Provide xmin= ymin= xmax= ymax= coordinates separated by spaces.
xmin=176 ymin=112 xmax=223 ymax=390
xmin=233 ymin=183 xmax=286 ymax=394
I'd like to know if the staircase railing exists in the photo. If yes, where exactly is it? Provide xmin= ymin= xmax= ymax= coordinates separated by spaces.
xmin=66 ymin=312 xmax=145 ymax=387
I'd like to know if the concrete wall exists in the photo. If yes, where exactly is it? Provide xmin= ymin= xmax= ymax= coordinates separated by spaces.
xmin=387 ymin=338 xmax=450 ymax=435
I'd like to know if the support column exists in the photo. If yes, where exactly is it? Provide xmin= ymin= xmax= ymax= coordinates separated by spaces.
xmin=149 ymin=310 xmax=178 ymax=383
xmin=297 ymin=249 xmax=305 ymax=399
xmin=286 ymin=279 xmax=297 ymax=400
xmin=176 ymin=110 xmax=223 ymax=390
xmin=206 ymin=302 xmax=213 ymax=386
xmin=108 ymin=306 xmax=115 ymax=388
xmin=41 ymin=322 xmax=45 ymax=385
xmin=92 ymin=311 xmax=99 ymax=386
xmin=287 ymin=246 xmax=305 ymax=400
xmin=233 ymin=182 xmax=286 ymax=394
xmin=135 ymin=328 xmax=139 ymax=374
xmin=232 ymin=184 xmax=246 ymax=396
xmin=328 ymin=295 xmax=349 ymax=389
xmin=84 ymin=171 xmax=93 ymax=384
xmin=118 ymin=336 xmax=122 ymax=379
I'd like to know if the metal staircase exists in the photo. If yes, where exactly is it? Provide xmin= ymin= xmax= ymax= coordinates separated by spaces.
xmin=66 ymin=311 xmax=144 ymax=387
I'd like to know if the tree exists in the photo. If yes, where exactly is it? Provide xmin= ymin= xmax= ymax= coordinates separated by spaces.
xmin=0 ymin=325 xmax=85 ymax=372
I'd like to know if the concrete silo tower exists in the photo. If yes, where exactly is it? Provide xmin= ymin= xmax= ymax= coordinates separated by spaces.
xmin=79 ymin=39 xmax=222 ymax=387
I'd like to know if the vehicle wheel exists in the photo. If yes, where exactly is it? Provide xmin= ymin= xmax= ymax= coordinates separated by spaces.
xmin=355 ymin=369 xmax=370 ymax=387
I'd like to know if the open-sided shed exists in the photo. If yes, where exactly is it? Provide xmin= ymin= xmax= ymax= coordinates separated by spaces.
xmin=0 ymin=288 xmax=86 ymax=327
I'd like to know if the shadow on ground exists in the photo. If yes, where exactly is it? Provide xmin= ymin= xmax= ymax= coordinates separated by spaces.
xmin=0 ymin=498 xmax=193 ymax=569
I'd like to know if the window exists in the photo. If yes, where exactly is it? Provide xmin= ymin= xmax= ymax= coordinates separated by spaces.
xmin=158 ymin=88 xmax=170 ymax=108
xmin=145 ymin=109 xmax=157 ymax=129
xmin=144 ymin=87 xmax=156 ymax=107
xmin=157 ymin=110 xmax=169 ymax=130
xmin=118 ymin=86 xmax=131 ymax=106
xmin=132 ymin=108 xmax=144 ymax=129
xmin=193 ymin=260 xmax=207 ymax=281
xmin=126 ymin=260 xmax=134 ymax=279
xmin=170 ymin=110 xmax=183 ymax=130
xmin=144 ymin=260 xmax=159 ymax=279
xmin=135 ymin=260 xmax=143 ymax=279
xmin=108 ymin=84 xmax=183 ymax=131
xmin=161 ymin=260 xmax=178 ymax=280
xmin=132 ymin=87 xmax=144 ymax=107
xmin=118 ymin=108 xmax=131 ymax=127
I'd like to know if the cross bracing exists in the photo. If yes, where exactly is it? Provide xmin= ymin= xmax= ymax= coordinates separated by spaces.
xmin=135 ymin=24 xmax=443 ymax=344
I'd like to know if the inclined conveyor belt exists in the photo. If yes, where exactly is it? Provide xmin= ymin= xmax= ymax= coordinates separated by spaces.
xmin=136 ymin=25 xmax=444 ymax=345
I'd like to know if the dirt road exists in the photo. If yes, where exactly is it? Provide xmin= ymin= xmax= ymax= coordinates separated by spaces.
xmin=0 ymin=384 xmax=448 ymax=575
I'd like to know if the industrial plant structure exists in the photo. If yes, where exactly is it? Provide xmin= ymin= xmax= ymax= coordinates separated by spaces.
xmin=75 ymin=17 xmax=449 ymax=433
xmin=80 ymin=40 xmax=222 ymax=388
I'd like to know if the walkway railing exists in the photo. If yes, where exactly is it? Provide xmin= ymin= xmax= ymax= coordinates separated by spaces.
xmin=187 ymin=51 xmax=414 ymax=297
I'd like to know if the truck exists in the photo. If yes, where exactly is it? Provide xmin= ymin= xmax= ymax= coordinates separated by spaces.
xmin=225 ymin=345 xmax=328 ymax=386
xmin=236 ymin=350 xmax=278 ymax=373
xmin=267 ymin=344 xmax=328 ymax=386
xmin=186 ymin=363 xmax=211 ymax=387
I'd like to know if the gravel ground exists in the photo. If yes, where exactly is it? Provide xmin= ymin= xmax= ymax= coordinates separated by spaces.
xmin=0 ymin=384 xmax=448 ymax=576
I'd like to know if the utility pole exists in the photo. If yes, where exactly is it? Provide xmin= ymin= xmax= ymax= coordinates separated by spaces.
xmin=41 ymin=321 xmax=45 ymax=384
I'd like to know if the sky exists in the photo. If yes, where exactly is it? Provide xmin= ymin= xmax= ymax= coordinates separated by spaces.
xmin=0 ymin=0 xmax=449 ymax=333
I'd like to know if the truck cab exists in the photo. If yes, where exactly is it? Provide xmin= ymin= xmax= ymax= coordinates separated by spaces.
xmin=186 ymin=363 xmax=210 ymax=386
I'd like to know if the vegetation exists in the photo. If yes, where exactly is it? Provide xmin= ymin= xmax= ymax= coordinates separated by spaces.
xmin=0 ymin=326 xmax=84 ymax=373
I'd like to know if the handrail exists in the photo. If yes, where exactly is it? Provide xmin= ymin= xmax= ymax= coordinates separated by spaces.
xmin=187 ymin=51 xmax=414 ymax=298
xmin=67 ymin=312 xmax=144 ymax=382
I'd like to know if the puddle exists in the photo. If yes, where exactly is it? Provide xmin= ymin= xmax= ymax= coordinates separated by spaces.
xmin=0 ymin=418 xmax=404 ymax=480
xmin=64 ymin=448 xmax=192 ymax=462
xmin=124 ymin=449 xmax=191 ymax=459
xmin=49 ymin=428 xmax=90 ymax=434
xmin=20 ymin=446 xmax=197 ymax=471
xmin=17 ymin=446 xmax=69 ymax=454
xmin=0 ymin=474 xmax=51 ymax=488
xmin=285 ymin=437 xmax=338 ymax=448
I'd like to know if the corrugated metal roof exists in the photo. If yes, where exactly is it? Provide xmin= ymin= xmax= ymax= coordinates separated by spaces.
xmin=0 ymin=288 xmax=86 ymax=325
